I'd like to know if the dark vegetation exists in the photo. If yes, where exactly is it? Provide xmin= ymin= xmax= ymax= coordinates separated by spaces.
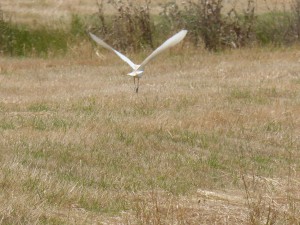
xmin=0 ymin=10 xmax=68 ymax=57
xmin=1 ymin=0 xmax=300 ymax=57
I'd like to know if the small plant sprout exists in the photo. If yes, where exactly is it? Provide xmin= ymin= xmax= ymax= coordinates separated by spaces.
xmin=89 ymin=30 xmax=188 ymax=93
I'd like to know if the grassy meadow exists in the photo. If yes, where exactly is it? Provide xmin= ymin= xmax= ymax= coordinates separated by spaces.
xmin=1 ymin=46 xmax=300 ymax=224
xmin=0 ymin=0 xmax=294 ymax=26
xmin=1 ymin=0 xmax=300 ymax=224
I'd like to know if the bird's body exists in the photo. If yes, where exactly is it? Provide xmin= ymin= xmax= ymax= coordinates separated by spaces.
xmin=127 ymin=65 xmax=143 ymax=77
xmin=89 ymin=30 xmax=187 ymax=93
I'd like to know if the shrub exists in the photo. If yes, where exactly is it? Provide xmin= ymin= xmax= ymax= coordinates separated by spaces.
xmin=2 ymin=0 xmax=300 ymax=56
xmin=160 ymin=0 xmax=256 ymax=51
xmin=254 ymin=0 xmax=300 ymax=46
xmin=90 ymin=0 xmax=153 ymax=52
xmin=70 ymin=14 xmax=86 ymax=37
xmin=291 ymin=0 xmax=300 ymax=41
xmin=255 ymin=11 xmax=294 ymax=45
xmin=0 ymin=7 xmax=67 ymax=57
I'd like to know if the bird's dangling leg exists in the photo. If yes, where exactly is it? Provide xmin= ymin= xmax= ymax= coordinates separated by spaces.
xmin=133 ymin=76 xmax=139 ymax=93
xmin=133 ymin=77 xmax=137 ymax=93
xmin=136 ymin=78 xmax=139 ymax=93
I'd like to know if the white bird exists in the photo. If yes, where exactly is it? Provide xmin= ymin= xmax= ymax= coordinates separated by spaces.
xmin=89 ymin=30 xmax=188 ymax=93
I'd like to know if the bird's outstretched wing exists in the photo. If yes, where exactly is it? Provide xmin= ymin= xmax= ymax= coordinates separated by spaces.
xmin=137 ymin=30 xmax=187 ymax=71
xmin=89 ymin=32 xmax=137 ymax=70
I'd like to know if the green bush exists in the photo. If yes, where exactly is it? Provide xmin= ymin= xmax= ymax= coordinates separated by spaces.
xmin=159 ymin=0 xmax=256 ymax=50
xmin=70 ymin=14 xmax=86 ymax=37
xmin=2 ymin=0 xmax=300 ymax=56
xmin=255 ymin=12 xmax=294 ymax=45
xmin=90 ymin=0 xmax=154 ymax=52
xmin=0 ymin=20 xmax=68 ymax=57
xmin=0 ymin=7 xmax=68 ymax=57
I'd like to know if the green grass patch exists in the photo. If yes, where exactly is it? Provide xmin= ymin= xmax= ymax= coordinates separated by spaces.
xmin=0 ymin=118 xmax=15 ymax=130
xmin=72 ymin=97 xmax=98 ymax=114
xmin=228 ymin=87 xmax=273 ymax=104
xmin=255 ymin=11 xmax=294 ymax=45
xmin=264 ymin=120 xmax=282 ymax=132
xmin=28 ymin=102 xmax=50 ymax=112
xmin=0 ymin=20 xmax=68 ymax=57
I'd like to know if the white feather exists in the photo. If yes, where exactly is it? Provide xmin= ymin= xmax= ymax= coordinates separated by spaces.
xmin=89 ymin=30 xmax=188 ymax=92
xmin=89 ymin=32 xmax=137 ymax=70
xmin=138 ymin=30 xmax=188 ymax=71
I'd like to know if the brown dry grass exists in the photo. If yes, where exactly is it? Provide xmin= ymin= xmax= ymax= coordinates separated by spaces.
xmin=0 ymin=45 xmax=300 ymax=224
xmin=0 ymin=0 xmax=295 ymax=25
xmin=1 ymin=0 xmax=166 ymax=25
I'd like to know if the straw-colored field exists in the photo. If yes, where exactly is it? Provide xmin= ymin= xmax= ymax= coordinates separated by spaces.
xmin=1 ymin=46 xmax=300 ymax=224
xmin=0 ymin=0 xmax=294 ymax=25
xmin=1 ymin=0 xmax=163 ymax=24
xmin=1 ymin=0 xmax=300 ymax=224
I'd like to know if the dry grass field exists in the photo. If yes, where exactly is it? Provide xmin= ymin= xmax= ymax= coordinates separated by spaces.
xmin=0 ymin=0 xmax=294 ymax=25
xmin=1 ymin=45 xmax=300 ymax=224
xmin=1 ymin=0 xmax=164 ymax=25
xmin=1 ymin=0 xmax=300 ymax=224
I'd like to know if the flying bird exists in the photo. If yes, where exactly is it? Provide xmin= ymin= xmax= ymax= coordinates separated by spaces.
xmin=89 ymin=30 xmax=187 ymax=93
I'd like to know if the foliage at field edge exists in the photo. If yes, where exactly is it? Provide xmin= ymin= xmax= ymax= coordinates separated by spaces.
xmin=1 ymin=0 xmax=300 ymax=56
